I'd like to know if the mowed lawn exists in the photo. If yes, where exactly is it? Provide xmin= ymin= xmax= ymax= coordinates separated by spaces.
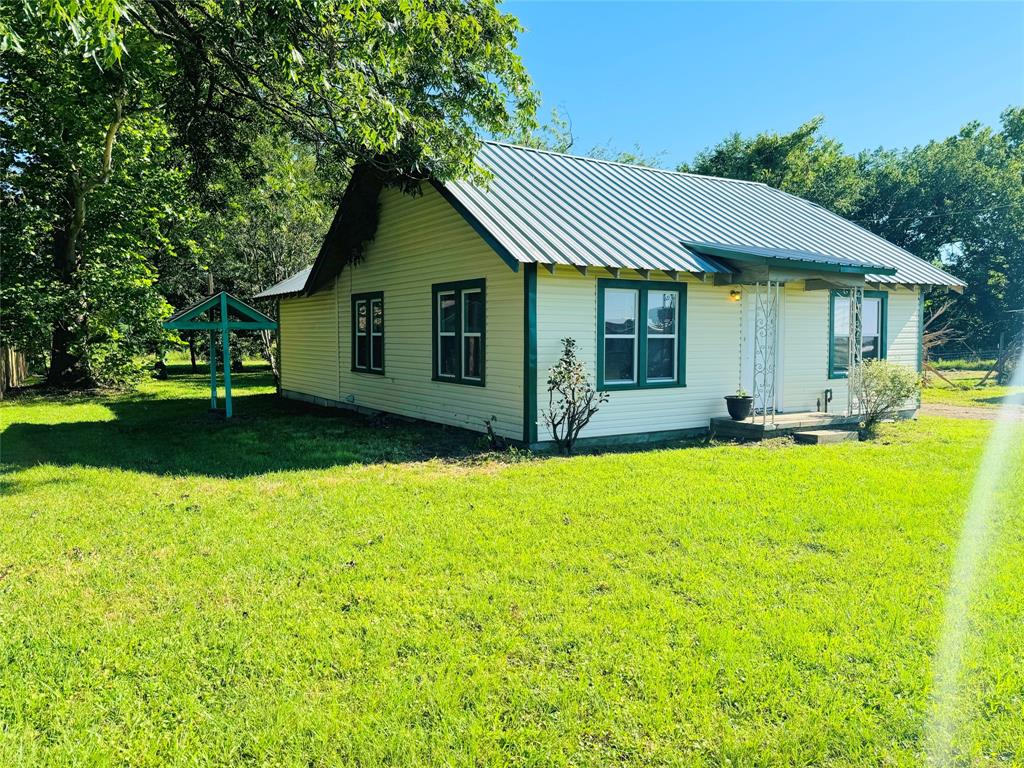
xmin=2 ymin=367 xmax=1023 ymax=767
xmin=922 ymin=370 xmax=1024 ymax=410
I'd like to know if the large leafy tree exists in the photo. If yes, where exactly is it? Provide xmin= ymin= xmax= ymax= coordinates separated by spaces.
xmin=681 ymin=116 xmax=865 ymax=215
xmin=1 ymin=0 xmax=536 ymax=387
xmin=855 ymin=109 xmax=1024 ymax=346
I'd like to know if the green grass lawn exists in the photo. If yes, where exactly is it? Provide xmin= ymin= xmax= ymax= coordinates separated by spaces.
xmin=922 ymin=369 xmax=1024 ymax=409
xmin=2 ymin=367 xmax=1023 ymax=766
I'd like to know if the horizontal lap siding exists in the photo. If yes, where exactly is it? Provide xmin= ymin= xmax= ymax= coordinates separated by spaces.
xmin=782 ymin=285 xmax=831 ymax=412
xmin=279 ymin=286 xmax=340 ymax=401
xmin=337 ymin=186 xmax=523 ymax=440
xmin=782 ymin=284 xmax=920 ymax=413
xmin=536 ymin=270 xmax=741 ymax=438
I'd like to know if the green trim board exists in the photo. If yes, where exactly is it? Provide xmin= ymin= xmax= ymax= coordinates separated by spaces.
xmin=523 ymin=264 xmax=538 ymax=445
xmin=596 ymin=278 xmax=687 ymax=391
xmin=351 ymin=291 xmax=385 ymax=375
xmin=431 ymin=278 xmax=487 ymax=387
xmin=828 ymin=289 xmax=888 ymax=379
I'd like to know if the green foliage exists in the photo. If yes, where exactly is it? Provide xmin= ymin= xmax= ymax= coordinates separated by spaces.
xmin=682 ymin=116 xmax=865 ymax=215
xmin=2 ymin=0 xmax=537 ymax=387
xmin=542 ymin=337 xmax=608 ymax=454
xmin=2 ymin=374 xmax=1023 ymax=764
xmin=855 ymin=359 xmax=921 ymax=434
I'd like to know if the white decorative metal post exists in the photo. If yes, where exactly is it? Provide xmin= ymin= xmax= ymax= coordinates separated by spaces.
xmin=752 ymin=281 xmax=780 ymax=425
xmin=846 ymin=286 xmax=864 ymax=417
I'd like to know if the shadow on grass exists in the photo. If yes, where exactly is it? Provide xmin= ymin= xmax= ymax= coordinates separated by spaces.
xmin=1 ymin=373 xmax=488 ymax=480
xmin=979 ymin=392 xmax=1024 ymax=406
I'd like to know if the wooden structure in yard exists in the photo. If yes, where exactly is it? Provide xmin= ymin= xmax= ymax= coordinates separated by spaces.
xmin=163 ymin=292 xmax=277 ymax=418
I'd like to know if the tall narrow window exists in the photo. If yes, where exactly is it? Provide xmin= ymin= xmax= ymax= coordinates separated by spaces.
xmin=829 ymin=289 xmax=887 ymax=378
xmin=603 ymin=288 xmax=638 ymax=384
xmin=598 ymin=280 xmax=686 ymax=390
xmin=352 ymin=292 xmax=384 ymax=374
xmin=432 ymin=279 xmax=486 ymax=386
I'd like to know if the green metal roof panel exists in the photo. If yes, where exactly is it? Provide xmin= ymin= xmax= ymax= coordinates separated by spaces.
xmin=254 ymin=267 xmax=313 ymax=299
xmin=442 ymin=142 xmax=964 ymax=287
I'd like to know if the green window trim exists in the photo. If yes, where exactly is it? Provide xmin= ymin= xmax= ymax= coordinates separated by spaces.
xmin=596 ymin=278 xmax=687 ymax=391
xmin=828 ymin=288 xmax=888 ymax=379
xmin=431 ymin=278 xmax=486 ymax=387
xmin=351 ymin=291 xmax=384 ymax=375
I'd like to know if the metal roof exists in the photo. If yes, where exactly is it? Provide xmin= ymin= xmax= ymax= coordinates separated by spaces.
xmin=443 ymin=141 xmax=964 ymax=287
xmin=254 ymin=266 xmax=312 ymax=299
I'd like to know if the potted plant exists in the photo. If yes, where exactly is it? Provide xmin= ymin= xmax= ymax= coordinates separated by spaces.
xmin=724 ymin=388 xmax=753 ymax=421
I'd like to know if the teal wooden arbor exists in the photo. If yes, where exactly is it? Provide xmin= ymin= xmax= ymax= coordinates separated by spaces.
xmin=163 ymin=292 xmax=277 ymax=418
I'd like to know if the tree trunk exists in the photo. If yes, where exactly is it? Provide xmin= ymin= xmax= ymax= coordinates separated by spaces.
xmin=189 ymin=333 xmax=198 ymax=372
xmin=46 ymin=179 xmax=95 ymax=388
xmin=45 ymin=96 xmax=124 ymax=390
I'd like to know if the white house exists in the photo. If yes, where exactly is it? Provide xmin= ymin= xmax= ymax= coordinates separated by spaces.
xmin=256 ymin=142 xmax=964 ymax=447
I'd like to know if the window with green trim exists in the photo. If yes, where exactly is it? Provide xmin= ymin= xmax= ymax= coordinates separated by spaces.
xmin=829 ymin=289 xmax=887 ymax=378
xmin=352 ymin=292 xmax=384 ymax=374
xmin=432 ymin=279 xmax=485 ymax=386
xmin=597 ymin=279 xmax=686 ymax=390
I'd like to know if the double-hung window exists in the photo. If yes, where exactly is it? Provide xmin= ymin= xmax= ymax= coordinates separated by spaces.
xmin=829 ymin=289 xmax=887 ymax=378
xmin=352 ymin=292 xmax=384 ymax=374
xmin=432 ymin=279 xmax=485 ymax=386
xmin=597 ymin=280 xmax=686 ymax=390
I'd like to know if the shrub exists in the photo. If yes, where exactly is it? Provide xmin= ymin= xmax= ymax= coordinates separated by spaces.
xmin=854 ymin=359 xmax=921 ymax=435
xmin=542 ymin=338 xmax=608 ymax=454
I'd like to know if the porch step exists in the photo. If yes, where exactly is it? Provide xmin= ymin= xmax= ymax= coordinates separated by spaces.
xmin=793 ymin=429 xmax=859 ymax=445
xmin=710 ymin=412 xmax=860 ymax=441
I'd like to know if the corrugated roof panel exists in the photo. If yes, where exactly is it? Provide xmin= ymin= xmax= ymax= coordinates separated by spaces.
xmin=443 ymin=142 xmax=964 ymax=287
xmin=254 ymin=266 xmax=312 ymax=299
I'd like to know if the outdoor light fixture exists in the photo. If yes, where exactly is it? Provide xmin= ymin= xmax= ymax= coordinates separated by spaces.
xmin=729 ymin=290 xmax=742 ymax=302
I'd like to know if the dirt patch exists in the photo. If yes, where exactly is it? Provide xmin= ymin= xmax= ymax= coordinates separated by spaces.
xmin=921 ymin=403 xmax=1024 ymax=422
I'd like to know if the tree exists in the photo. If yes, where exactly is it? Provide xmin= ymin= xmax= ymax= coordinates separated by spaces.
xmin=854 ymin=108 xmax=1024 ymax=348
xmin=1 ymin=0 xmax=537 ymax=387
xmin=681 ymin=116 xmax=864 ymax=215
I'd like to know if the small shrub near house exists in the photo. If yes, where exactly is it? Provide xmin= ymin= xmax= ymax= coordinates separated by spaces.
xmin=542 ymin=338 xmax=608 ymax=454
xmin=855 ymin=359 xmax=921 ymax=436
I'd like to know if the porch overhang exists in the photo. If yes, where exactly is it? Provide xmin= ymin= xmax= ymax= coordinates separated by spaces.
xmin=683 ymin=242 xmax=898 ymax=282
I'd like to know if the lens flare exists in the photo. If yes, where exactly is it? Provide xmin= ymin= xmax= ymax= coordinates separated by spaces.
xmin=926 ymin=338 xmax=1024 ymax=765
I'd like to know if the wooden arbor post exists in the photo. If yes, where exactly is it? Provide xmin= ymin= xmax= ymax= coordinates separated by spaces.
xmin=163 ymin=291 xmax=278 ymax=419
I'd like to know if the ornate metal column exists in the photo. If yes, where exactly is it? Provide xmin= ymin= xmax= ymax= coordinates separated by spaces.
xmin=752 ymin=281 xmax=781 ymax=425
xmin=846 ymin=285 xmax=864 ymax=417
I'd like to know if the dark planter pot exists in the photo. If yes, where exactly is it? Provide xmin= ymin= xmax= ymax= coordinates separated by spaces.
xmin=725 ymin=395 xmax=754 ymax=421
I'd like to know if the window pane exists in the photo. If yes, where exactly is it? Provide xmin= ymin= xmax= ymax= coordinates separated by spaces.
xmin=647 ymin=337 xmax=675 ymax=381
xmin=604 ymin=337 xmax=635 ymax=383
xmin=439 ymin=293 xmax=457 ymax=333
xmin=647 ymin=291 xmax=677 ymax=335
xmin=862 ymin=298 xmax=880 ymax=338
xmin=605 ymin=289 xmax=637 ymax=335
xmin=833 ymin=296 xmax=850 ymax=331
xmin=833 ymin=334 xmax=850 ymax=373
xmin=439 ymin=336 xmax=458 ymax=377
xmin=463 ymin=336 xmax=481 ymax=379
xmin=463 ymin=290 xmax=484 ymax=333
xmin=862 ymin=336 xmax=880 ymax=360
xmin=371 ymin=300 xmax=383 ymax=333
xmin=356 ymin=333 xmax=368 ymax=369
xmin=356 ymin=301 xmax=368 ymax=334
xmin=371 ymin=336 xmax=383 ymax=370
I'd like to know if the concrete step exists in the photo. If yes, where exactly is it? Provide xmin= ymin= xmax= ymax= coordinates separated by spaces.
xmin=793 ymin=429 xmax=859 ymax=445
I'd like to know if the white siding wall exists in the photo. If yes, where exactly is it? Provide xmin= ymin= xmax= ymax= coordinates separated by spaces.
xmin=781 ymin=283 xmax=920 ymax=414
xmin=334 ymin=186 xmax=523 ymax=439
xmin=279 ymin=284 xmax=340 ymax=401
xmin=535 ymin=269 xmax=742 ymax=438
